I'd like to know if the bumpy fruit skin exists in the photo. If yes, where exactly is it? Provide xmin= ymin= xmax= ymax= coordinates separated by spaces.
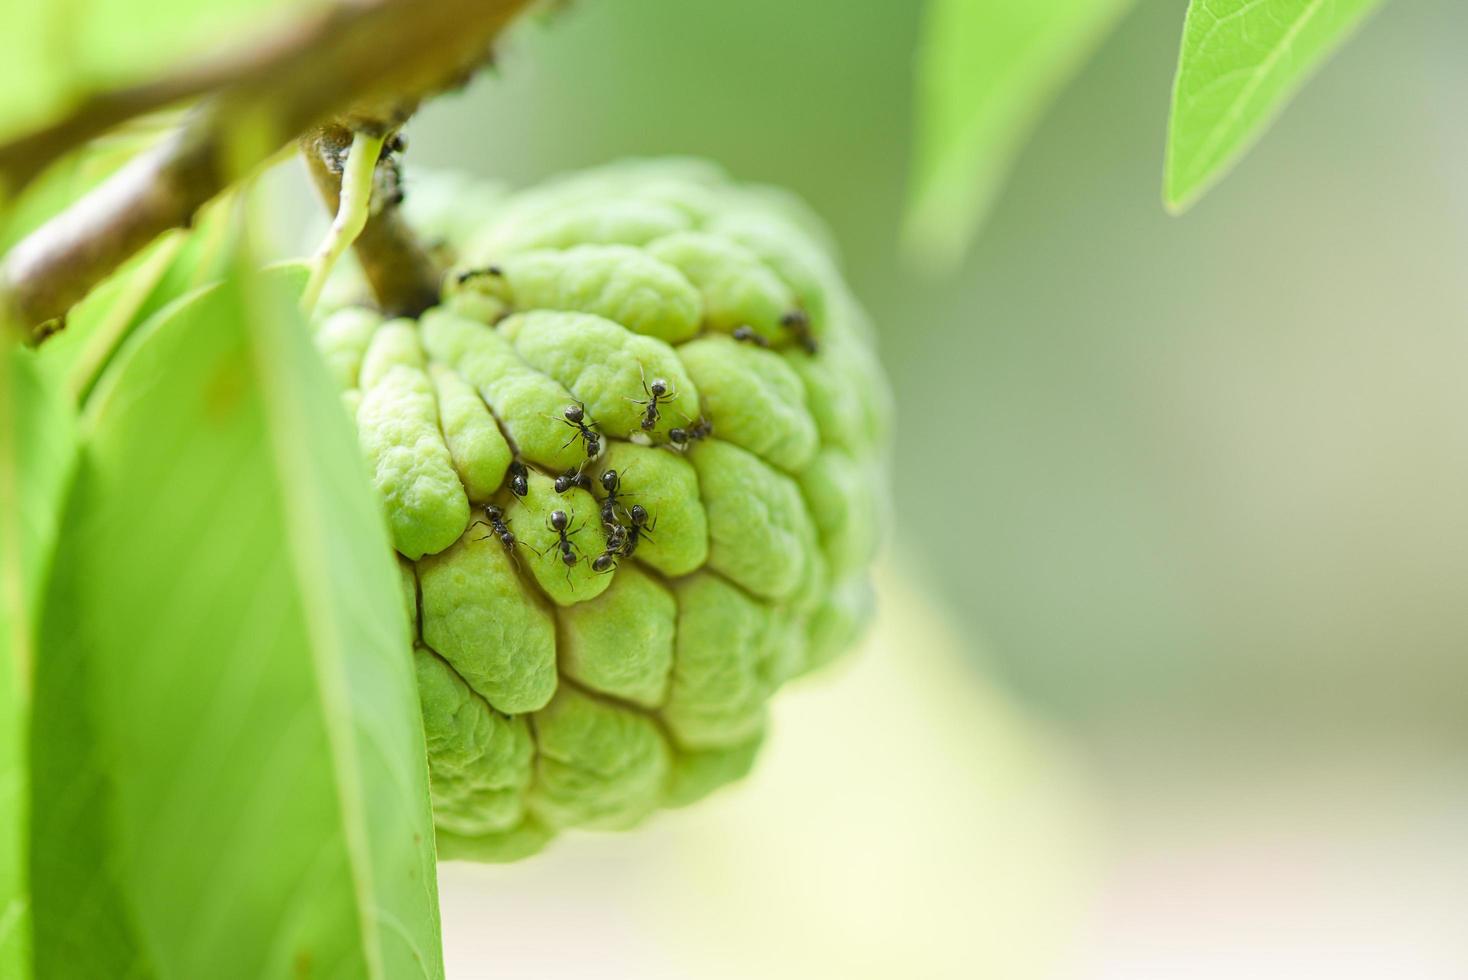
xmin=314 ymin=159 xmax=891 ymax=861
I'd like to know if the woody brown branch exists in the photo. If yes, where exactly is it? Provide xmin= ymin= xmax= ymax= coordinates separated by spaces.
xmin=0 ymin=0 xmax=534 ymax=336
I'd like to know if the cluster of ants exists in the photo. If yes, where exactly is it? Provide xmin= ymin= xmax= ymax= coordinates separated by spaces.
xmin=732 ymin=311 xmax=819 ymax=356
xmin=470 ymin=370 xmax=705 ymax=585
xmin=459 ymin=301 xmax=814 ymax=586
xmin=551 ymin=366 xmax=715 ymax=457
xmin=471 ymin=462 xmax=655 ymax=585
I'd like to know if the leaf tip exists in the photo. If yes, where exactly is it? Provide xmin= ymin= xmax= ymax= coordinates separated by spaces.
xmin=1161 ymin=177 xmax=1197 ymax=216
xmin=1161 ymin=139 xmax=1212 ymax=217
xmin=898 ymin=201 xmax=974 ymax=280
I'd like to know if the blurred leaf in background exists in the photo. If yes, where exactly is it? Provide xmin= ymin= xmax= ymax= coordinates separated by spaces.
xmin=31 ymin=262 xmax=442 ymax=978
xmin=0 ymin=341 xmax=79 ymax=980
xmin=905 ymin=0 xmax=1133 ymax=267
xmin=1164 ymin=0 xmax=1387 ymax=212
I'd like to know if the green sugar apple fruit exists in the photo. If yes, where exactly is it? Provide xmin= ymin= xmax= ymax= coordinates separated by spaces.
xmin=313 ymin=158 xmax=891 ymax=861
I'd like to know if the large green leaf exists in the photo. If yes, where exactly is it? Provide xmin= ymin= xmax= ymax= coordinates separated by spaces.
xmin=33 ymin=264 xmax=443 ymax=977
xmin=905 ymin=0 xmax=1134 ymax=267
xmin=0 ymin=341 xmax=79 ymax=980
xmin=1164 ymin=0 xmax=1386 ymax=212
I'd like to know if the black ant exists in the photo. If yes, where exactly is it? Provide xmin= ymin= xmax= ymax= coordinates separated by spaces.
xmin=780 ymin=309 xmax=819 ymax=355
xmin=619 ymin=504 xmax=656 ymax=557
xmin=507 ymin=461 xmax=529 ymax=498
xmin=471 ymin=504 xmax=518 ymax=564
xmin=590 ymin=525 xmax=623 ymax=574
xmin=596 ymin=467 xmax=635 ymax=526
xmin=554 ymin=468 xmax=593 ymax=494
xmin=732 ymin=325 xmax=770 ymax=348
xmin=454 ymin=264 xmax=504 ymax=286
xmin=628 ymin=365 xmax=678 ymax=431
xmin=602 ymin=520 xmax=628 ymax=554
xmin=667 ymin=415 xmax=713 ymax=449
xmin=529 ymin=509 xmax=585 ymax=586
xmin=549 ymin=402 xmax=601 ymax=458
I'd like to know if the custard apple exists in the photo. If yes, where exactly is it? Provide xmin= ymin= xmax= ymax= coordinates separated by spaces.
xmin=313 ymin=158 xmax=891 ymax=861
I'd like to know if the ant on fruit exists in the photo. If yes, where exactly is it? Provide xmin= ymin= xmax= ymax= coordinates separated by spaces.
xmin=627 ymin=364 xmax=678 ymax=431
xmin=596 ymin=467 xmax=635 ymax=526
xmin=554 ymin=468 xmax=593 ymax=494
xmin=507 ymin=461 xmax=529 ymax=498
xmin=732 ymin=325 xmax=770 ymax=348
xmin=590 ymin=535 xmax=621 ymax=574
xmin=471 ymin=504 xmax=519 ymax=565
xmin=780 ymin=309 xmax=819 ymax=355
xmin=602 ymin=520 xmax=628 ymax=554
xmin=454 ymin=264 xmax=504 ymax=286
xmin=619 ymin=504 xmax=656 ymax=557
xmin=667 ymin=415 xmax=712 ymax=449
xmin=548 ymin=509 xmax=582 ymax=563
xmin=548 ymin=402 xmax=602 ymax=458
xmin=527 ymin=508 xmax=585 ymax=587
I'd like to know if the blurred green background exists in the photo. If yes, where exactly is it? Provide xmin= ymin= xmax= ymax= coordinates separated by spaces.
xmin=392 ymin=0 xmax=1468 ymax=738
xmin=267 ymin=0 xmax=1468 ymax=973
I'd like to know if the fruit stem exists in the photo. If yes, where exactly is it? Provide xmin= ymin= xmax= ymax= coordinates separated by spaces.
xmin=301 ymin=130 xmax=385 ymax=315
xmin=302 ymin=126 xmax=443 ymax=318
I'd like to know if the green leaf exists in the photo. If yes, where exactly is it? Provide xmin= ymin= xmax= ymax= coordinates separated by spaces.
xmin=33 ymin=263 xmax=443 ymax=977
xmin=36 ymin=195 xmax=244 ymax=405
xmin=905 ymin=0 xmax=1134 ymax=267
xmin=1164 ymin=0 xmax=1386 ymax=212
xmin=0 ymin=340 xmax=79 ymax=980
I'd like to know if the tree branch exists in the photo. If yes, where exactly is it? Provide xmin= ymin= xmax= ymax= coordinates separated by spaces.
xmin=0 ymin=0 xmax=535 ymax=336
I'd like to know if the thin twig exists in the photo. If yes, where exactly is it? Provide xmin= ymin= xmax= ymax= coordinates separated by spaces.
xmin=0 ymin=0 xmax=533 ymax=337
xmin=1 ymin=113 xmax=224 ymax=336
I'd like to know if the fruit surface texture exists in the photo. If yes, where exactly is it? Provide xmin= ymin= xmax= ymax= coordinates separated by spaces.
xmin=315 ymin=159 xmax=891 ymax=860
